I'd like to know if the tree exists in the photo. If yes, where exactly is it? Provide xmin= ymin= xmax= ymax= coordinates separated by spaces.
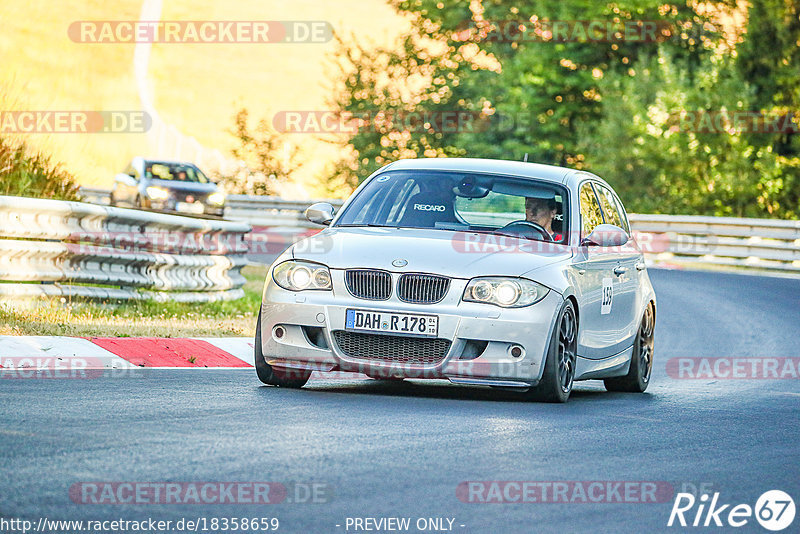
xmin=224 ymin=108 xmax=304 ymax=196
xmin=330 ymin=0 xmax=797 ymax=218
xmin=578 ymin=50 xmax=785 ymax=217
xmin=735 ymin=0 xmax=800 ymax=215
xmin=332 ymin=0 xmax=723 ymax=180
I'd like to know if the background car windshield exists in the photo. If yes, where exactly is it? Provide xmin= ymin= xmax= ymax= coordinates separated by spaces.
xmin=336 ymin=171 xmax=568 ymax=243
xmin=145 ymin=162 xmax=209 ymax=184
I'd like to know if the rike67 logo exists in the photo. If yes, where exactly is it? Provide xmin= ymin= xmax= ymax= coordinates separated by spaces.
xmin=668 ymin=490 xmax=795 ymax=531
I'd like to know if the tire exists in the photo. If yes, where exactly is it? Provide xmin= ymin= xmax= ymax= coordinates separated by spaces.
xmin=254 ymin=309 xmax=310 ymax=388
xmin=604 ymin=302 xmax=655 ymax=393
xmin=526 ymin=299 xmax=578 ymax=403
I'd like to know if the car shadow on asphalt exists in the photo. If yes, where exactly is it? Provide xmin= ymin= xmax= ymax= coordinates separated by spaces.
xmin=258 ymin=378 xmax=657 ymax=405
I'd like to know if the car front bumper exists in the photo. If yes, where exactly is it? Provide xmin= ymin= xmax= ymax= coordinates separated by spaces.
xmin=146 ymin=198 xmax=224 ymax=217
xmin=259 ymin=268 xmax=564 ymax=387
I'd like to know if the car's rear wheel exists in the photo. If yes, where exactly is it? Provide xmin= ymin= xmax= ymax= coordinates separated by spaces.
xmin=254 ymin=309 xmax=311 ymax=388
xmin=604 ymin=302 xmax=655 ymax=393
xmin=526 ymin=299 xmax=577 ymax=403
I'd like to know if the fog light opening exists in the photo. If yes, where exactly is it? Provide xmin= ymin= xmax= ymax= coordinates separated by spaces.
xmin=302 ymin=325 xmax=330 ymax=349
xmin=273 ymin=326 xmax=286 ymax=340
xmin=459 ymin=339 xmax=489 ymax=360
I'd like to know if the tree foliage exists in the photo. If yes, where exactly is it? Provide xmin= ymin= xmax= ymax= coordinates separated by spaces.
xmin=330 ymin=0 xmax=799 ymax=218
xmin=224 ymin=108 xmax=304 ymax=196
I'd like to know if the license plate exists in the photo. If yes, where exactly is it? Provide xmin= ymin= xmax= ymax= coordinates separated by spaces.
xmin=176 ymin=202 xmax=204 ymax=214
xmin=345 ymin=309 xmax=438 ymax=337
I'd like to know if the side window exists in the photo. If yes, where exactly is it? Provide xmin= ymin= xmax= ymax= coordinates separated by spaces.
xmin=594 ymin=184 xmax=624 ymax=231
xmin=611 ymin=191 xmax=631 ymax=234
xmin=579 ymin=182 xmax=604 ymax=237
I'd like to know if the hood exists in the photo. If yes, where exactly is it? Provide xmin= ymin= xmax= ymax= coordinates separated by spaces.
xmin=292 ymin=227 xmax=573 ymax=279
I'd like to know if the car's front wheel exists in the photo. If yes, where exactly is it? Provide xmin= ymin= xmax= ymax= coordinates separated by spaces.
xmin=254 ymin=309 xmax=311 ymax=388
xmin=526 ymin=299 xmax=577 ymax=403
xmin=604 ymin=301 xmax=655 ymax=393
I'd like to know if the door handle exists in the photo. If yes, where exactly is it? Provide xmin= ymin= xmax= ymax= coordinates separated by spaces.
xmin=635 ymin=261 xmax=646 ymax=271
xmin=613 ymin=266 xmax=627 ymax=276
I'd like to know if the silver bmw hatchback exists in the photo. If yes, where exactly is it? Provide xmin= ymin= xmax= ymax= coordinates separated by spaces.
xmin=256 ymin=158 xmax=656 ymax=402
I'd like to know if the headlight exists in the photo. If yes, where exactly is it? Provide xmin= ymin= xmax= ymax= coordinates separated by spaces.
xmin=272 ymin=260 xmax=332 ymax=291
xmin=207 ymin=192 xmax=226 ymax=206
xmin=145 ymin=186 xmax=170 ymax=200
xmin=463 ymin=277 xmax=549 ymax=307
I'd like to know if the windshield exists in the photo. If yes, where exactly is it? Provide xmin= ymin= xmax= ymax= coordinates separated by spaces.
xmin=145 ymin=162 xmax=210 ymax=184
xmin=335 ymin=171 xmax=569 ymax=244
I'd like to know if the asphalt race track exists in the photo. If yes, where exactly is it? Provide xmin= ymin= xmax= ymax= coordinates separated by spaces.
xmin=1 ymin=269 xmax=799 ymax=533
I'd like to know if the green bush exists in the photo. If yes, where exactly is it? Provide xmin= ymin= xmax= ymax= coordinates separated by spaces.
xmin=0 ymin=135 xmax=81 ymax=200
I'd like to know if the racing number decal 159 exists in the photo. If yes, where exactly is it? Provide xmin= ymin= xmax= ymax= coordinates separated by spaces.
xmin=601 ymin=278 xmax=613 ymax=315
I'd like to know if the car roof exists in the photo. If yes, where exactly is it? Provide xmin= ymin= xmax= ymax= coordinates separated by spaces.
xmin=381 ymin=157 xmax=570 ymax=182
xmin=381 ymin=157 xmax=613 ymax=192
xmin=145 ymin=160 xmax=199 ymax=167
xmin=133 ymin=157 xmax=200 ymax=168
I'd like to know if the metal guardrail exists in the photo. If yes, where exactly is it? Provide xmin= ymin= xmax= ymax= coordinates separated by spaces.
xmin=225 ymin=195 xmax=344 ymax=228
xmin=0 ymin=195 xmax=251 ymax=302
xmin=78 ymin=188 xmax=800 ymax=276
xmin=628 ymin=214 xmax=800 ymax=274
xmin=76 ymin=187 xmax=112 ymax=206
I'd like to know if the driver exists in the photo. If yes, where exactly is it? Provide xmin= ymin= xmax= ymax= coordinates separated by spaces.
xmin=525 ymin=197 xmax=561 ymax=240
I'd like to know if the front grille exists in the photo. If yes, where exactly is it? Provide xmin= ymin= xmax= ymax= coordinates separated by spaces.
xmin=333 ymin=331 xmax=451 ymax=365
xmin=397 ymin=273 xmax=450 ymax=304
xmin=173 ymin=191 xmax=204 ymax=203
xmin=345 ymin=269 xmax=392 ymax=300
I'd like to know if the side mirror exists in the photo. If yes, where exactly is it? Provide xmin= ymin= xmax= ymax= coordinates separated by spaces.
xmin=114 ymin=173 xmax=137 ymax=187
xmin=581 ymin=224 xmax=629 ymax=247
xmin=305 ymin=202 xmax=335 ymax=226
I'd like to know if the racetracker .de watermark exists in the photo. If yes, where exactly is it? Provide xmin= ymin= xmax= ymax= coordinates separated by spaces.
xmin=456 ymin=481 xmax=674 ymax=503
xmin=290 ymin=230 xmax=713 ymax=257
xmin=0 ymin=357 xmax=137 ymax=379
xmin=666 ymin=357 xmax=800 ymax=379
xmin=670 ymin=110 xmax=799 ymax=134
xmin=274 ymin=109 xmax=644 ymax=135
xmin=450 ymin=230 xmax=670 ymax=255
xmin=67 ymin=231 xmax=248 ymax=255
xmin=451 ymin=19 xmax=676 ymax=43
xmin=68 ymin=21 xmax=333 ymax=43
xmin=268 ymin=361 xmax=546 ymax=381
xmin=70 ymin=482 xmax=332 ymax=504
xmin=0 ymin=111 xmax=150 ymax=134
xmin=273 ymin=110 xmax=499 ymax=134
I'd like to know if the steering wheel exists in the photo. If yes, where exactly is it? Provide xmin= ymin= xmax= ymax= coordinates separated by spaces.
xmin=497 ymin=220 xmax=553 ymax=242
